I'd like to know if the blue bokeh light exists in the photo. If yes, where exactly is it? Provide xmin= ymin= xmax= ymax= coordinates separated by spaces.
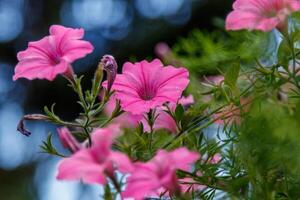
xmin=61 ymin=0 xmax=133 ymax=40
xmin=0 ymin=3 xmax=23 ymax=42
xmin=135 ymin=0 xmax=185 ymax=19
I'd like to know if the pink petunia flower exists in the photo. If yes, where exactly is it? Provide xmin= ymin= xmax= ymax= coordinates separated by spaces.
xmin=56 ymin=125 xmax=133 ymax=185
xmin=226 ymin=0 xmax=300 ymax=32
xmin=103 ymin=59 xmax=189 ymax=115
xmin=57 ymin=127 xmax=82 ymax=153
xmin=122 ymin=147 xmax=200 ymax=199
xmin=13 ymin=25 xmax=94 ymax=81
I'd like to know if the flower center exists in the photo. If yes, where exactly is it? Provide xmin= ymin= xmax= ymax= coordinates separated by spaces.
xmin=264 ymin=9 xmax=278 ymax=18
xmin=138 ymin=85 xmax=157 ymax=101
xmin=51 ymin=56 xmax=61 ymax=65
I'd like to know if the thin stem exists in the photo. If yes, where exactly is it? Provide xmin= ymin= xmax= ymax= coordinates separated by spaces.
xmin=147 ymin=109 xmax=156 ymax=150
xmin=108 ymin=175 xmax=122 ymax=196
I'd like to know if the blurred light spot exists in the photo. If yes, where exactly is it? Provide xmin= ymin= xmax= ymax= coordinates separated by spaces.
xmin=35 ymin=159 xmax=102 ymax=200
xmin=0 ymin=5 xmax=23 ymax=42
xmin=35 ymin=159 xmax=80 ymax=200
xmin=71 ymin=0 xmax=114 ymax=30
xmin=164 ymin=0 xmax=191 ymax=25
xmin=135 ymin=0 xmax=185 ymax=19
xmin=72 ymin=33 xmax=107 ymax=72
xmin=0 ymin=102 xmax=24 ymax=169
xmin=60 ymin=0 xmax=132 ymax=40
xmin=101 ymin=26 xmax=131 ymax=41
xmin=0 ymin=63 xmax=14 ymax=94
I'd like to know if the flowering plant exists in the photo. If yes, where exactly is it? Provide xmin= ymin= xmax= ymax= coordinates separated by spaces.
xmin=13 ymin=0 xmax=300 ymax=199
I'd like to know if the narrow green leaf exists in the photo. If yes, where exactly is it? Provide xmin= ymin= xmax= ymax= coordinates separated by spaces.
xmin=175 ymin=104 xmax=184 ymax=122
xmin=277 ymin=39 xmax=290 ymax=70
xmin=224 ymin=62 xmax=240 ymax=90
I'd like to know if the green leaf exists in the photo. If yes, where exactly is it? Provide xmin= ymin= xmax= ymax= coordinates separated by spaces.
xmin=277 ymin=39 xmax=290 ymax=70
xmin=39 ymin=133 xmax=64 ymax=157
xmin=224 ymin=62 xmax=240 ymax=90
xmin=175 ymin=104 xmax=184 ymax=122
xmin=137 ymin=122 xmax=144 ymax=135
xmin=291 ymin=30 xmax=300 ymax=42
xmin=103 ymin=184 xmax=113 ymax=200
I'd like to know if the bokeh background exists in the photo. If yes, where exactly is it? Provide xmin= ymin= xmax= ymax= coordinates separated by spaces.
xmin=0 ymin=0 xmax=233 ymax=199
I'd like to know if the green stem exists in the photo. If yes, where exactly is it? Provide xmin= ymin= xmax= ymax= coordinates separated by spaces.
xmin=109 ymin=175 xmax=122 ymax=196
xmin=284 ymin=32 xmax=300 ymax=90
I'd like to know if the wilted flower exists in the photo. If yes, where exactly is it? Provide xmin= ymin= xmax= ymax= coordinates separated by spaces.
xmin=122 ymin=147 xmax=199 ymax=199
xmin=13 ymin=25 xmax=94 ymax=81
xmin=226 ymin=0 xmax=300 ymax=32
xmin=17 ymin=114 xmax=49 ymax=136
xmin=103 ymin=59 xmax=189 ymax=115
xmin=57 ymin=127 xmax=81 ymax=153
xmin=57 ymin=125 xmax=133 ymax=184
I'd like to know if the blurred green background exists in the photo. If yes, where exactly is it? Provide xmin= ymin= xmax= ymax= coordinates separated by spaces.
xmin=0 ymin=0 xmax=233 ymax=199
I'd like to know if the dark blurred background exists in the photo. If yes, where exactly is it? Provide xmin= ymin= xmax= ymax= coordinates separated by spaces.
xmin=0 ymin=0 xmax=232 ymax=199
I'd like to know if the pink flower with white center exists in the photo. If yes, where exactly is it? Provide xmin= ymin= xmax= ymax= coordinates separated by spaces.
xmin=13 ymin=25 xmax=94 ymax=81
xmin=226 ymin=0 xmax=300 ymax=32
xmin=57 ymin=127 xmax=82 ymax=153
xmin=103 ymin=59 xmax=189 ymax=115
xmin=56 ymin=125 xmax=133 ymax=185
xmin=122 ymin=147 xmax=200 ymax=199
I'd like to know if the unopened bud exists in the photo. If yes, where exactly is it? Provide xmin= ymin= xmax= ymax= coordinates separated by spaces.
xmin=57 ymin=127 xmax=81 ymax=153
xmin=100 ymin=55 xmax=118 ymax=93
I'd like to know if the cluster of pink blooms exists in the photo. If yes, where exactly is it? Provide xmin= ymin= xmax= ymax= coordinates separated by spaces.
xmin=13 ymin=0 xmax=299 ymax=197
xmin=12 ymin=25 xmax=202 ymax=199
xmin=57 ymin=125 xmax=203 ymax=199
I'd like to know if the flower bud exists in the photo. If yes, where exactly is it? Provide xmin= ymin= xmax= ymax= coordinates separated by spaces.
xmin=99 ymin=55 xmax=118 ymax=93
xmin=57 ymin=127 xmax=81 ymax=153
